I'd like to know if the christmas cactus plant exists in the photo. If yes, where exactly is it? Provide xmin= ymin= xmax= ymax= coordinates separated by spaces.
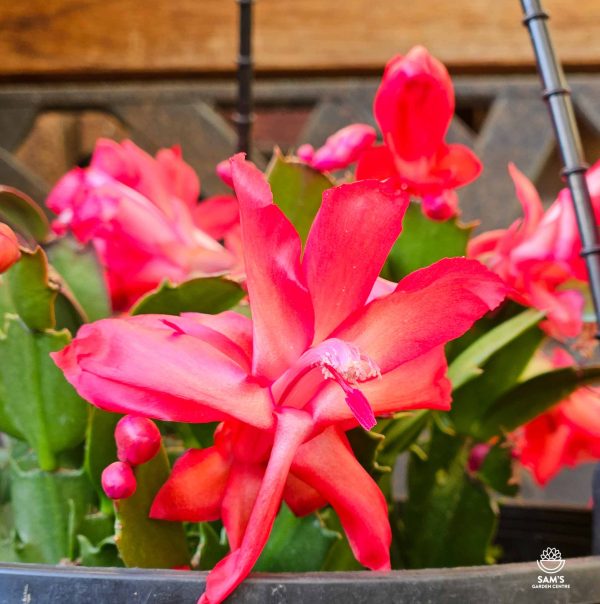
xmin=0 ymin=46 xmax=599 ymax=604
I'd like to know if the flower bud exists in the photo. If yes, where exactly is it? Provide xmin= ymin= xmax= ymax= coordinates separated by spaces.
xmin=101 ymin=461 xmax=136 ymax=499
xmin=115 ymin=415 xmax=161 ymax=466
xmin=0 ymin=223 xmax=20 ymax=273
xmin=467 ymin=443 xmax=491 ymax=473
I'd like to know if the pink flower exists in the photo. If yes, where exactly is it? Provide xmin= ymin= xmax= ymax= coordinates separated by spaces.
xmin=46 ymin=139 xmax=236 ymax=310
xmin=0 ymin=223 xmax=20 ymax=273
xmin=517 ymin=349 xmax=600 ymax=485
xmin=297 ymin=124 xmax=377 ymax=172
xmin=355 ymin=46 xmax=482 ymax=220
xmin=53 ymin=155 xmax=506 ymax=603
xmin=468 ymin=163 xmax=585 ymax=339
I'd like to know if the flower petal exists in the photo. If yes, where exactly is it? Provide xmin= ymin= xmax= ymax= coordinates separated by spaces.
xmin=355 ymin=144 xmax=397 ymax=182
xmin=310 ymin=124 xmax=377 ymax=172
xmin=52 ymin=316 xmax=273 ymax=428
xmin=432 ymin=144 xmax=482 ymax=191
xmin=150 ymin=447 xmax=230 ymax=521
xmin=199 ymin=408 xmax=313 ymax=604
xmin=333 ymin=258 xmax=507 ymax=373
xmin=303 ymin=179 xmax=409 ymax=342
xmin=374 ymin=47 xmax=454 ymax=162
xmin=193 ymin=195 xmax=240 ymax=240
xmin=291 ymin=427 xmax=391 ymax=570
xmin=230 ymin=154 xmax=314 ymax=380
xmin=508 ymin=163 xmax=544 ymax=236
xmin=221 ymin=462 xmax=265 ymax=550
xmin=283 ymin=473 xmax=327 ymax=516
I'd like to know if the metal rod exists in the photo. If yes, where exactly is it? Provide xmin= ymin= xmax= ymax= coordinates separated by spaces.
xmin=594 ymin=464 xmax=600 ymax=554
xmin=520 ymin=0 xmax=600 ymax=337
xmin=234 ymin=0 xmax=254 ymax=156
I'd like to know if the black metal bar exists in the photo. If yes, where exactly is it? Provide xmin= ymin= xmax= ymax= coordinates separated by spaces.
xmin=594 ymin=464 xmax=600 ymax=554
xmin=234 ymin=0 xmax=254 ymax=156
xmin=520 ymin=0 xmax=600 ymax=338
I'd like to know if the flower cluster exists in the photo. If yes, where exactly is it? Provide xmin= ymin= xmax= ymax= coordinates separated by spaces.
xmin=0 ymin=43 xmax=598 ymax=604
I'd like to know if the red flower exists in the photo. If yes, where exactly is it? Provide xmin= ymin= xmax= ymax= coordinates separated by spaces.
xmin=469 ymin=163 xmax=586 ymax=339
xmin=356 ymin=46 xmax=481 ymax=220
xmin=0 ymin=223 xmax=20 ymax=273
xmin=46 ymin=139 xmax=236 ymax=310
xmin=517 ymin=349 xmax=600 ymax=485
xmin=53 ymin=155 xmax=506 ymax=603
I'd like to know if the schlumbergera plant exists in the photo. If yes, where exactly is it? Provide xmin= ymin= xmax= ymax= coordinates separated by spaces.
xmin=1 ymin=45 xmax=600 ymax=603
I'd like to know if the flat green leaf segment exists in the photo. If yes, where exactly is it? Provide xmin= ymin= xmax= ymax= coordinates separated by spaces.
xmin=0 ymin=317 xmax=88 ymax=470
xmin=267 ymin=153 xmax=334 ymax=244
xmin=84 ymin=408 xmax=121 ymax=503
xmin=448 ymin=308 xmax=545 ymax=390
xmin=0 ymin=187 xmax=50 ymax=244
xmin=116 ymin=445 xmax=189 ymax=569
xmin=7 ymin=461 xmax=94 ymax=563
xmin=400 ymin=425 xmax=496 ymax=568
xmin=383 ymin=201 xmax=473 ymax=280
xmin=131 ymin=277 xmax=244 ymax=316
xmin=46 ymin=237 xmax=111 ymax=322
xmin=255 ymin=504 xmax=338 ymax=572
xmin=5 ymin=248 xmax=57 ymax=332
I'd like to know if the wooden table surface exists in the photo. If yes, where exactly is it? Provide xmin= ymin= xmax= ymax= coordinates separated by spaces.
xmin=1 ymin=1 xmax=599 ymax=79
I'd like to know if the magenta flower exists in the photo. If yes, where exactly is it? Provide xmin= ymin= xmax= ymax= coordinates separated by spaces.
xmin=53 ymin=155 xmax=506 ymax=603
xmin=46 ymin=139 xmax=236 ymax=310
xmin=355 ymin=46 xmax=482 ymax=220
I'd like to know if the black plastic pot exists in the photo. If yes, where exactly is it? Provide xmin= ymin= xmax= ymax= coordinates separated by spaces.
xmin=0 ymin=466 xmax=597 ymax=603
xmin=1 ymin=557 xmax=599 ymax=604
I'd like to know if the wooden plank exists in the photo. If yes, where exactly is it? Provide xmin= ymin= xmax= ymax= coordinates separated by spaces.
xmin=0 ymin=1 xmax=599 ymax=78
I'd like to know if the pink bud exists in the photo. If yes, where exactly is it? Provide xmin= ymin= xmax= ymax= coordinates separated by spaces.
xmin=421 ymin=189 xmax=459 ymax=221
xmin=468 ymin=443 xmax=491 ymax=473
xmin=115 ymin=415 xmax=161 ymax=466
xmin=101 ymin=461 xmax=136 ymax=499
xmin=296 ymin=144 xmax=315 ymax=164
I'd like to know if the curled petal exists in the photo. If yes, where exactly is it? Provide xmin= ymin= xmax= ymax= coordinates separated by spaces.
xmin=151 ymin=447 xmax=230 ymax=521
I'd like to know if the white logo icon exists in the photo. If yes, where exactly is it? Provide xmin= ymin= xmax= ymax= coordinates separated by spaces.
xmin=537 ymin=547 xmax=566 ymax=574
